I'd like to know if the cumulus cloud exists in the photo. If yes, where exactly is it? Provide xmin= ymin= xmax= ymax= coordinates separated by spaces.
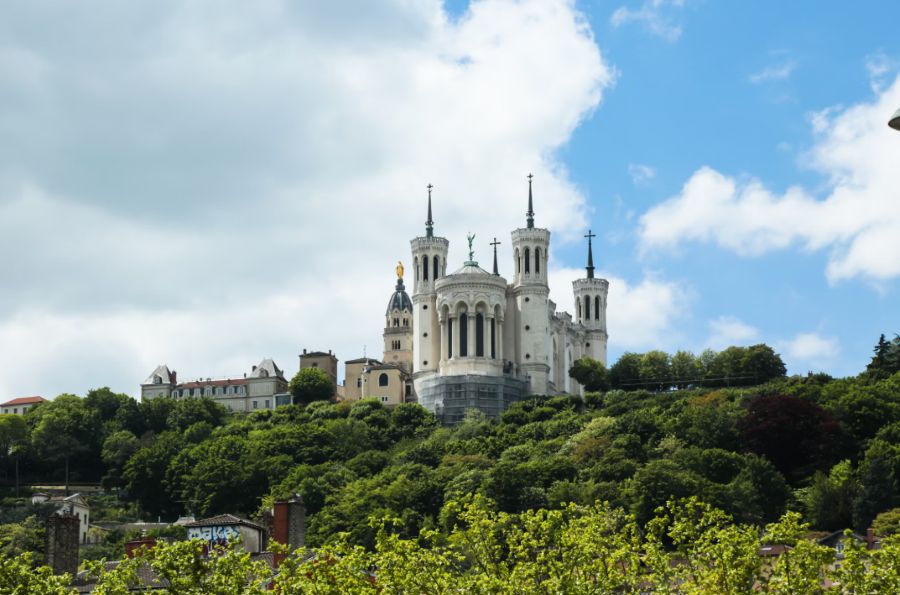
xmin=779 ymin=332 xmax=840 ymax=370
xmin=705 ymin=315 xmax=759 ymax=350
xmin=548 ymin=267 xmax=690 ymax=352
xmin=638 ymin=75 xmax=900 ymax=283
xmin=610 ymin=0 xmax=685 ymax=42
xmin=0 ymin=0 xmax=614 ymax=398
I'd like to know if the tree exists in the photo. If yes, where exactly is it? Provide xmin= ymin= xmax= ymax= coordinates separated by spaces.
xmin=0 ymin=414 xmax=28 ymax=496
xmin=289 ymin=368 xmax=334 ymax=405
xmin=865 ymin=333 xmax=900 ymax=380
xmin=567 ymin=357 xmax=610 ymax=392
xmin=29 ymin=394 xmax=98 ymax=492
xmin=737 ymin=394 xmax=842 ymax=483
xmin=639 ymin=350 xmax=672 ymax=391
xmin=608 ymin=353 xmax=642 ymax=390
xmin=671 ymin=350 xmax=701 ymax=388
xmin=740 ymin=344 xmax=787 ymax=384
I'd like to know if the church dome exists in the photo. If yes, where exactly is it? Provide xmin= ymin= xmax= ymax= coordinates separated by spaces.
xmin=386 ymin=278 xmax=413 ymax=314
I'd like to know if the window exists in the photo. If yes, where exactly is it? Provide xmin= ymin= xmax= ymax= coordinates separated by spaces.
xmin=524 ymin=247 xmax=530 ymax=273
xmin=475 ymin=313 xmax=484 ymax=357
xmin=253 ymin=401 xmax=258 ymax=409
xmin=491 ymin=318 xmax=496 ymax=359
xmin=433 ymin=256 xmax=439 ymax=279
xmin=516 ymin=249 xmax=520 ymax=273
xmin=357 ymin=377 xmax=362 ymax=388
xmin=379 ymin=373 xmax=389 ymax=387
xmin=380 ymin=396 xmax=389 ymax=403
xmin=447 ymin=319 xmax=453 ymax=358
xmin=13 ymin=408 xmax=18 ymax=414
xmin=459 ymin=313 xmax=468 ymax=357
xmin=595 ymin=296 xmax=600 ymax=320
xmin=584 ymin=295 xmax=591 ymax=320
xmin=535 ymin=247 xmax=541 ymax=274
xmin=577 ymin=300 xmax=582 ymax=320
xmin=265 ymin=399 xmax=270 ymax=408
xmin=172 ymin=390 xmax=179 ymax=398
xmin=423 ymin=255 xmax=429 ymax=280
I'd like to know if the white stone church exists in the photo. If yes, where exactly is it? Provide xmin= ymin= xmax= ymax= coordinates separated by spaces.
xmin=388 ymin=178 xmax=609 ymax=423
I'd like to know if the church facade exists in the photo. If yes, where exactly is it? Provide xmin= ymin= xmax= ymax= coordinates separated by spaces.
xmin=396 ymin=179 xmax=609 ymax=424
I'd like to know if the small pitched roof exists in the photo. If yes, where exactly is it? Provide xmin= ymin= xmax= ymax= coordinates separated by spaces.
xmin=184 ymin=514 xmax=265 ymax=532
xmin=1 ymin=396 xmax=46 ymax=407
xmin=346 ymin=357 xmax=382 ymax=365
xmin=249 ymin=358 xmax=284 ymax=379
xmin=143 ymin=365 xmax=175 ymax=385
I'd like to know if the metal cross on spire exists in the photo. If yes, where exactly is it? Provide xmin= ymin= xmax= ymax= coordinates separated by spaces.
xmin=526 ymin=173 xmax=535 ymax=229
xmin=490 ymin=237 xmax=501 ymax=275
xmin=425 ymin=183 xmax=434 ymax=237
xmin=584 ymin=229 xmax=596 ymax=279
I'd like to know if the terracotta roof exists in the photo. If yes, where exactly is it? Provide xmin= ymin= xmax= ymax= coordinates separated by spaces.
xmin=184 ymin=514 xmax=266 ymax=531
xmin=1 ymin=396 xmax=46 ymax=407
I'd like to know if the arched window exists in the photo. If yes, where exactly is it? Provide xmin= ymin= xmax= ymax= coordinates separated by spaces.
xmin=423 ymin=255 xmax=429 ymax=281
xmin=524 ymin=247 xmax=530 ymax=273
xmin=516 ymin=249 xmax=521 ymax=273
xmin=459 ymin=313 xmax=468 ymax=357
xmin=415 ymin=257 xmax=419 ymax=281
xmin=357 ymin=377 xmax=362 ymax=388
xmin=595 ymin=296 xmax=600 ymax=320
xmin=577 ymin=299 xmax=582 ymax=320
xmin=172 ymin=390 xmax=179 ymax=398
xmin=584 ymin=295 xmax=591 ymax=320
xmin=447 ymin=318 xmax=453 ymax=358
xmin=475 ymin=313 xmax=485 ymax=357
xmin=433 ymin=256 xmax=439 ymax=280
xmin=378 ymin=373 xmax=389 ymax=387
xmin=490 ymin=318 xmax=496 ymax=358
xmin=535 ymin=247 xmax=541 ymax=274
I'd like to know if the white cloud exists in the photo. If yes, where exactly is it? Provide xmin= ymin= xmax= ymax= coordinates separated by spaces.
xmin=779 ymin=332 xmax=840 ymax=370
xmin=705 ymin=315 xmax=759 ymax=350
xmin=549 ymin=267 xmax=690 ymax=352
xmin=638 ymin=75 xmax=900 ymax=283
xmin=610 ymin=0 xmax=685 ymax=42
xmin=628 ymin=163 xmax=656 ymax=185
xmin=749 ymin=61 xmax=797 ymax=84
xmin=0 ymin=0 xmax=614 ymax=398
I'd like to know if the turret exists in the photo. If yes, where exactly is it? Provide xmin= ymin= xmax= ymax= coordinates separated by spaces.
xmin=410 ymin=184 xmax=449 ymax=376
xmin=508 ymin=174 xmax=551 ymax=394
xmin=383 ymin=265 xmax=414 ymax=372
xmin=572 ymin=229 xmax=608 ymax=364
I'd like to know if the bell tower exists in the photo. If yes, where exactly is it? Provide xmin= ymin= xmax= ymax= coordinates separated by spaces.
xmin=410 ymin=184 xmax=449 ymax=377
xmin=383 ymin=264 xmax=414 ymax=372
xmin=572 ymin=229 xmax=608 ymax=364
xmin=509 ymin=174 xmax=551 ymax=394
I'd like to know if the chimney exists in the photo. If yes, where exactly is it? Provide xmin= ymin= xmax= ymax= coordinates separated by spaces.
xmin=272 ymin=495 xmax=306 ymax=567
xmin=47 ymin=513 xmax=79 ymax=576
xmin=303 ymin=349 xmax=307 ymax=355
xmin=172 ymin=371 xmax=177 ymax=383
xmin=125 ymin=537 xmax=157 ymax=558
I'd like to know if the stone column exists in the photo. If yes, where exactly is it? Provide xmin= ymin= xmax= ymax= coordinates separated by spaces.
xmin=468 ymin=313 xmax=476 ymax=358
xmin=440 ymin=316 xmax=448 ymax=362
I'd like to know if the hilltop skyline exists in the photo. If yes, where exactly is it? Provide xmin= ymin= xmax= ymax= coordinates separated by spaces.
xmin=1 ymin=0 xmax=898 ymax=399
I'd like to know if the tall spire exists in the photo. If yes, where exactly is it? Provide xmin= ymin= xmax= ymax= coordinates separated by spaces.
xmin=425 ymin=183 xmax=434 ymax=237
xmin=584 ymin=229 xmax=596 ymax=279
xmin=526 ymin=173 xmax=534 ymax=228
xmin=490 ymin=237 xmax=501 ymax=275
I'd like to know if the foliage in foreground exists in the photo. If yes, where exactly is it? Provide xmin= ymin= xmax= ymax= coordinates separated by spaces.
xmin=4 ymin=497 xmax=900 ymax=594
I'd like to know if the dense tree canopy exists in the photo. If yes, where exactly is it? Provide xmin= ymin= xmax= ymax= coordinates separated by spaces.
xmin=289 ymin=368 xmax=334 ymax=405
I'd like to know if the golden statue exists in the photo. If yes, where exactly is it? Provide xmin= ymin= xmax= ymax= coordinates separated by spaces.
xmin=396 ymin=261 xmax=404 ymax=280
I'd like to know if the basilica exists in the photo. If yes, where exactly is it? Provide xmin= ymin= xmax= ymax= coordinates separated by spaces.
xmin=140 ymin=179 xmax=610 ymax=425
xmin=380 ymin=179 xmax=610 ymax=424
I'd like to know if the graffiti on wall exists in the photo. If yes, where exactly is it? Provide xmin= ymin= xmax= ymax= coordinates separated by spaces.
xmin=187 ymin=525 xmax=241 ymax=546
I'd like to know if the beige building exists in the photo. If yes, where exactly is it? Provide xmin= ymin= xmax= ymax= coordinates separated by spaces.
xmin=0 ymin=395 xmax=46 ymax=415
xmin=33 ymin=493 xmax=90 ymax=545
xmin=299 ymin=350 xmax=339 ymax=394
xmin=140 ymin=359 xmax=290 ymax=412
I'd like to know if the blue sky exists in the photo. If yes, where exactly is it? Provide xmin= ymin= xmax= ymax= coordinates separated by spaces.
xmin=548 ymin=0 xmax=900 ymax=376
xmin=0 ymin=0 xmax=898 ymax=398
